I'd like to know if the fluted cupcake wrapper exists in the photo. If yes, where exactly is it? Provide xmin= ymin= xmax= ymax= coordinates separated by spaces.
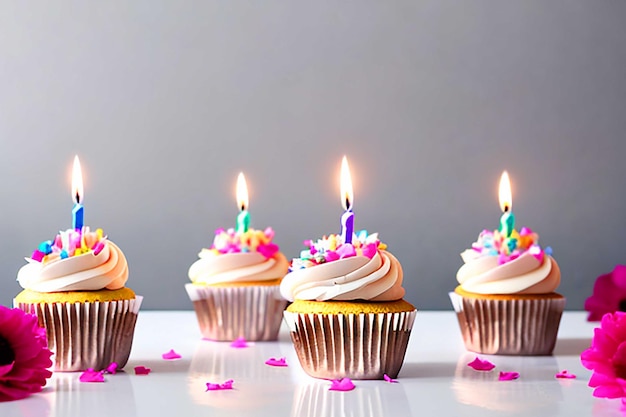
xmin=283 ymin=309 xmax=417 ymax=380
xmin=185 ymin=283 xmax=287 ymax=341
xmin=15 ymin=296 xmax=142 ymax=371
xmin=449 ymin=292 xmax=565 ymax=355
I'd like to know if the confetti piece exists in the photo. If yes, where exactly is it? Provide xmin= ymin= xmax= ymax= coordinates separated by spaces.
xmin=555 ymin=370 xmax=576 ymax=379
xmin=329 ymin=378 xmax=355 ymax=391
xmin=265 ymin=357 xmax=288 ymax=367
xmin=383 ymin=374 xmax=398 ymax=383
xmin=206 ymin=379 xmax=234 ymax=391
xmin=467 ymin=357 xmax=496 ymax=371
xmin=498 ymin=371 xmax=519 ymax=381
xmin=79 ymin=369 xmax=105 ymax=383
xmin=105 ymin=362 xmax=118 ymax=374
xmin=162 ymin=349 xmax=182 ymax=360
xmin=230 ymin=337 xmax=249 ymax=348
xmin=134 ymin=366 xmax=151 ymax=375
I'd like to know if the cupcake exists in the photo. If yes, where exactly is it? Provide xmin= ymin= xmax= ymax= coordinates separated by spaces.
xmin=185 ymin=172 xmax=289 ymax=341
xmin=14 ymin=227 xmax=140 ymax=371
xmin=185 ymin=227 xmax=289 ymax=341
xmin=14 ymin=156 xmax=141 ymax=371
xmin=449 ymin=171 xmax=565 ymax=355
xmin=281 ymin=231 xmax=416 ymax=380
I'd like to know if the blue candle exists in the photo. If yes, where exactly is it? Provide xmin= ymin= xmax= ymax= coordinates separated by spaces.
xmin=498 ymin=171 xmax=514 ymax=237
xmin=236 ymin=172 xmax=250 ymax=234
xmin=72 ymin=155 xmax=84 ymax=231
xmin=340 ymin=156 xmax=354 ymax=244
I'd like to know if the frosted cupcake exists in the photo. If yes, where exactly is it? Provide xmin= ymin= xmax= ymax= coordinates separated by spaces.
xmin=14 ymin=157 xmax=140 ymax=371
xmin=281 ymin=157 xmax=416 ymax=379
xmin=449 ymin=171 xmax=565 ymax=355
xmin=281 ymin=231 xmax=416 ymax=380
xmin=185 ymin=173 xmax=289 ymax=341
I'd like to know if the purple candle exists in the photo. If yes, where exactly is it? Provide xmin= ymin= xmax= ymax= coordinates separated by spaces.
xmin=340 ymin=156 xmax=354 ymax=244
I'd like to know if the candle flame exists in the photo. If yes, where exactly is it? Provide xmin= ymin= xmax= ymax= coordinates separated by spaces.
xmin=236 ymin=172 xmax=249 ymax=211
xmin=72 ymin=155 xmax=84 ymax=205
xmin=340 ymin=156 xmax=354 ymax=211
xmin=499 ymin=171 xmax=512 ymax=213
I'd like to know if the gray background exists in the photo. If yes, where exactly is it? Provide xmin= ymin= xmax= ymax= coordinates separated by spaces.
xmin=1 ymin=1 xmax=625 ymax=310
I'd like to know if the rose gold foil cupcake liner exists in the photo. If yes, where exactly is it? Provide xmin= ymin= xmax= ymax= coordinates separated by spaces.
xmin=15 ymin=296 xmax=142 ymax=371
xmin=449 ymin=292 xmax=565 ymax=355
xmin=283 ymin=309 xmax=417 ymax=380
xmin=185 ymin=283 xmax=287 ymax=341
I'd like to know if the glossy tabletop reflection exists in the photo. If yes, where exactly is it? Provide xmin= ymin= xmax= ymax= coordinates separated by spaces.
xmin=1 ymin=311 xmax=616 ymax=417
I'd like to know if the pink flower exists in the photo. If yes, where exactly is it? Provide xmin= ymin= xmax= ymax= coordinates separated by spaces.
xmin=0 ymin=306 xmax=53 ymax=401
xmin=581 ymin=312 xmax=626 ymax=400
xmin=585 ymin=265 xmax=626 ymax=321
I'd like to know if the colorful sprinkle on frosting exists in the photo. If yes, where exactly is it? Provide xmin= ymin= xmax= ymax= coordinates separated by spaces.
xmin=206 ymin=227 xmax=279 ymax=259
xmin=290 ymin=230 xmax=386 ymax=271
xmin=471 ymin=226 xmax=552 ymax=265
xmin=29 ymin=227 xmax=107 ymax=264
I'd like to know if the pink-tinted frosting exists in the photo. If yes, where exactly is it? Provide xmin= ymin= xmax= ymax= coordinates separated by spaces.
xmin=188 ymin=251 xmax=288 ymax=284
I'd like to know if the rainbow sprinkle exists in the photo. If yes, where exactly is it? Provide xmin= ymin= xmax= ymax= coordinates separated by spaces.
xmin=290 ymin=230 xmax=386 ymax=271
xmin=471 ymin=226 xmax=552 ymax=265
xmin=29 ymin=227 xmax=107 ymax=264
xmin=206 ymin=227 xmax=279 ymax=259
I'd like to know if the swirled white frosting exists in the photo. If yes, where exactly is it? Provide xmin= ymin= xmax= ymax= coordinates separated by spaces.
xmin=17 ymin=241 xmax=129 ymax=292
xmin=188 ymin=250 xmax=288 ymax=285
xmin=280 ymin=250 xmax=405 ymax=302
xmin=456 ymin=251 xmax=561 ymax=294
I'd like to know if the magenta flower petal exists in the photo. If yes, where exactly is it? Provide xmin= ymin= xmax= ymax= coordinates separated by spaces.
xmin=206 ymin=379 xmax=234 ymax=391
xmin=79 ymin=369 xmax=105 ymax=383
xmin=134 ymin=366 xmax=151 ymax=375
xmin=555 ymin=370 xmax=577 ymax=379
xmin=162 ymin=349 xmax=182 ymax=360
xmin=105 ymin=362 xmax=118 ymax=374
xmin=467 ymin=357 xmax=496 ymax=371
xmin=383 ymin=374 xmax=398 ymax=383
xmin=498 ymin=371 xmax=520 ymax=381
xmin=0 ymin=306 xmax=53 ymax=402
xmin=585 ymin=266 xmax=626 ymax=321
xmin=230 ymin=337 xmax=249 ymax=348
xmin=265 ymin=357 xmax=287 ymax=367
xmin=329 ymin=378 xmax=355 ymax=391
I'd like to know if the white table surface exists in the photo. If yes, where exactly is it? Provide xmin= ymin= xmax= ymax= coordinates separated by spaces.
xmin=1 ymin=311 xmax=618 ymax=417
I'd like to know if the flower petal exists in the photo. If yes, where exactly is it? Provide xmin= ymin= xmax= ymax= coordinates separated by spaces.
xmin=79 ymin=369 xmax=105 ymax=383
xmin=329 ymin=378 xmax=355 ymax=391
xmin=555 ymin=370 xmax=577 ymax=379
xmin=134 ymin=366 xmax=151 ymax=375
xmin=265 ymin=357 xmax=287 ymax=367
xmin=230 ymin=337 xmax=249 ymax=348
xmin=498 ymin=371 xmax=520 ymax=381
xmin=467 ymin=357 xmax=496 ymax=371
xmin=383 ymin=374 xmax=398 ymax=383
xmin=162 ymin=349 xmax=182 ymax=360
xmin=206 ymin=379 xmax=234 ymax=391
